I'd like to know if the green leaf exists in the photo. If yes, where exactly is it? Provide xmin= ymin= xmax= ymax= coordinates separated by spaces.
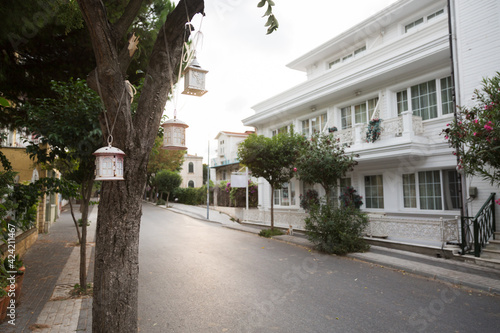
xmin=0 ymin=97 xmax=10 ymax=107
xmin=265 ymin=15 xmax=274 ymax=27
xmin=263 ymin=4 xmax=273 ymax=16
xmin=267 ymin=0 xmax=275 ymax=5
xmin=257 ymin=0 xmax=266 ymax=8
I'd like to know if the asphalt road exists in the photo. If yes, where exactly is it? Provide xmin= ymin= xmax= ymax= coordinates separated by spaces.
xmin=138 ymin=204 xmax=500 ymax=333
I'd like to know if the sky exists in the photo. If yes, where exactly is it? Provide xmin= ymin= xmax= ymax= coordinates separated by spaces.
xmin=166 ymin=0 xmax=400 ymax=163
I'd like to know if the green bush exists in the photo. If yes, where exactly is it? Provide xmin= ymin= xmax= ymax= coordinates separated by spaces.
xmin=156 ymin=199 xmax=166 ymax=206
xmin=304 ymin=204 xmax=369 ymax=255
xmin=259 ymin=228 xmax=284 ymax=238
xmin=173 ymin=186 xmax=213 ymax=206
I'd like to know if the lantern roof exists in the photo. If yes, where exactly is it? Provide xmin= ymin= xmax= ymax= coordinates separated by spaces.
xmin=161 ymin=117 xmax=189 ymax=128
xmin=93 ymin=145 xmax=126 ymax=156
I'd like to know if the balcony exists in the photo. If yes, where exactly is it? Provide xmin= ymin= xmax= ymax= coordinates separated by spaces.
xmin=211 ymin=158 xmax=241 ymax=168
xmin=333 ymin=111 xmax=428 ymax=160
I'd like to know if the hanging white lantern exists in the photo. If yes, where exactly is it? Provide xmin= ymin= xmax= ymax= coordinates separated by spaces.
xmin=93 ymin=145 xmax=125 ymax=181
xmin=161 ymin=117 xmax=189 ymax=150
xmin=182 ymin=58 xmax=208 ymax=97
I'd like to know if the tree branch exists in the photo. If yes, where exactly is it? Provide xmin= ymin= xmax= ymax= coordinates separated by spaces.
xmin=113 ymin=0 xmax=145 ymax=41
xmin=76 ymin=0 xmax=118 ymax=68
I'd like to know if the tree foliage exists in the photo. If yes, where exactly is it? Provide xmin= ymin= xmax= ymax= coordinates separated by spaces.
xmin=238 ymin=130 xmax=304 ymax=229
xmin=155 ymin=169 xmax=182 ymax=204
xmin=295 ymin=133 xmax=358 ymax=204
xmin=21 ymin=78 xmax=102 ymax=291
xmin=443 ymin=72 xmax=500 ymax=186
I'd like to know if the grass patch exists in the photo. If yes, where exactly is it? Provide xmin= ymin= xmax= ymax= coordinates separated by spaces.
xmin=259 ymin=228 xmax=284 ymax=238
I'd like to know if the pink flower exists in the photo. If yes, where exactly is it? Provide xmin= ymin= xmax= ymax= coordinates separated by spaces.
xmin=473 ymin=132 xmax=477 ymax=136
xmin=293 ymin=167 xmax=297 ymax=172
xmin=484 ymin=125 xmax=493 ymax=131
xmin=445 ymin=136 xmax=449 ymax=140
xmin=474 ymin=119 xmax=478 ymax=124
xmin=496 ymin=198 xmax=500 ymax=206
xmin=446 ymin=123 xmax=450 ymax=127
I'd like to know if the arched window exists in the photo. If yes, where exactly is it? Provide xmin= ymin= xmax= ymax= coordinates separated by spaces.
xmin=188 ymin=162 xmax=194 ymax=173
xmin=188 ymin=180 xmax=195 ymax=188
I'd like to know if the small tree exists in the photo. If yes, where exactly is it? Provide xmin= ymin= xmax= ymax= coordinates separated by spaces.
xmin=443 ymin=72 xmax=500 ymax=187
xmin=295 ymin=133 xmax=357 ymax=204
xmin=22 ymin=78 xmax=102 ymax=292
xmin=155 ymin=170 xmax=182 ymax=204
xmin=238 ymin=130 xmax=304 ymax=230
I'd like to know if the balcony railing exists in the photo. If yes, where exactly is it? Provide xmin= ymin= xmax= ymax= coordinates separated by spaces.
xmin=333 ymin=112 xmax=424 ymax=147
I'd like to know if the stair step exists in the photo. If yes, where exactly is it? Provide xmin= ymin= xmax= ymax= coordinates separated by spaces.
xmin=473 ymin=256 xmax=500 ymax=270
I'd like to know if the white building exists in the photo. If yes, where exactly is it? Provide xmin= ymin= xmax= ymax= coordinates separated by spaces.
xmin=211 ymin=131 xmax=254 ymax=184
xmin=179 ymin=154 xmax=204 ymax=188
xmin=242 ymin=0 xmax=499 ymax=252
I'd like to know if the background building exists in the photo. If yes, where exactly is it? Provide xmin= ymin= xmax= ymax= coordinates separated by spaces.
xmin=179 ymin=153 xmax=204 ymax=188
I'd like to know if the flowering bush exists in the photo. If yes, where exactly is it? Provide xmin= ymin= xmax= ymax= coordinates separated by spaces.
xmin=339 ymin=186 xmax=363 ymax=209
xmin=366 ymin=118 xmax=382 ymax=143
xmin=299 ymin=189 xmax=319 ymax=211
xmin=442 ymin=72 xmax=500 ymax=189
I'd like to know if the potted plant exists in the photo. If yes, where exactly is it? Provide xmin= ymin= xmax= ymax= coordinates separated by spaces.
xmin=0 ymin=258 xmax=10 ymax=322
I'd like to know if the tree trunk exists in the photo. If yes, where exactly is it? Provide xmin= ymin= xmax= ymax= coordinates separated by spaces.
xmin=75 ymin=1 xmax=205 ymax=332
xmin=79 ymin=177 xmax=95 ymax=292
xmin=68 ymin=200 xmax=82 ymax=244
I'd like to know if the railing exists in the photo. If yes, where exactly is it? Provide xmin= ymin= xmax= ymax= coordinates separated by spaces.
xmin=461 ymin=193 xmax=496 ymax=257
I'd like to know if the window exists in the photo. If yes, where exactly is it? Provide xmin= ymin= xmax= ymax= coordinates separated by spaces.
xmin=301 ymin=113 xmax=327 ymax=137
xmin=405 ymin=8 xmax=445 ymax=33
xmin=188 ymin=180 xmax=195 ymax=188
xmin=341 ymin=97 xmax=379 ymax=129
xmin=329 ymin=59 xmax=340 ymax=68
xmin=188 ymin=162 xmax=194 ymax=173
xmin=397 ymin=90 xmax=408 ymax=115
xmin=402 ymin=174 xmax=417 ymax=208
xmin=274 ymin=182 xmax=296 ymax=206
xmin=411 ymin=80 xmax=438 ymax=120
xmin=441 ymin=76 xmax=454 ymax=115
xmin=419 ymin=171 xmax=442 ymax=210
xmin=365 ymin=175 xmax=384 ymax=209
xmin=354 ymin=46 xmax=367 ymax=57
xmin=402 ymin=169 xmax=459 ymax=210
xmin=396 ymin=77 xmax=452 ymax=120
xmin=427 ymin=9 xmax=444 ymax=21
xmin=405 ymin=17 xmax=424 ymax=33
xmin=329 ymin=45 xmax=367 ymax=69
xmin=271 ymin=125 xmax=290 ymax=137
xmin=341 ymin=107 xmax=352 ymax=130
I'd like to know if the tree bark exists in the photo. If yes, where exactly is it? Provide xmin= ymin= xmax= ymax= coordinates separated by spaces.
xmin=76 ymin=1 xmax=205 ymax=332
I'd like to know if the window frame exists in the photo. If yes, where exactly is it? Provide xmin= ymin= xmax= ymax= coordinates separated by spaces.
xmin=340 ymin=97 xmax=379 ymax=130
xmin=401 ymin=169 xmax=460 ymax=211
xmin=364 ymin=175 xmax=384 ymax=209
xmin=273 ymin=181 xmax=296 ymax=207
xmin=404 ymin=8 xmax=445 ymax=34
xmin=301 ymin=113 xmax=327 ymax=137
xmin=395 ymin=76 xmax=453 ymax=120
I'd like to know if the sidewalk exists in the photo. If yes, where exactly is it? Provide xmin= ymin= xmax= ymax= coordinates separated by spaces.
xmin=160 ymin=202 xmax=500 ymax=295
xmin=0 ymin=203 xmax=97 ymax=333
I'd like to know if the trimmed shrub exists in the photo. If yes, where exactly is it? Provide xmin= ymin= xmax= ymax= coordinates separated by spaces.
xmin=304 ymin=204 xmax=369 ymax=255
xmin=259 ymin=228 xmax=283 ymax=238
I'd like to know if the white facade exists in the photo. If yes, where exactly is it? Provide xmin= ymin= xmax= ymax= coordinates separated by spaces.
xmin=179 ymin=154 xmax=204 ymax=188
xmin=211 ymin=131 xmax=254 ymax=184
xmin=242 ymin=0 xmax=499 ymax=243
